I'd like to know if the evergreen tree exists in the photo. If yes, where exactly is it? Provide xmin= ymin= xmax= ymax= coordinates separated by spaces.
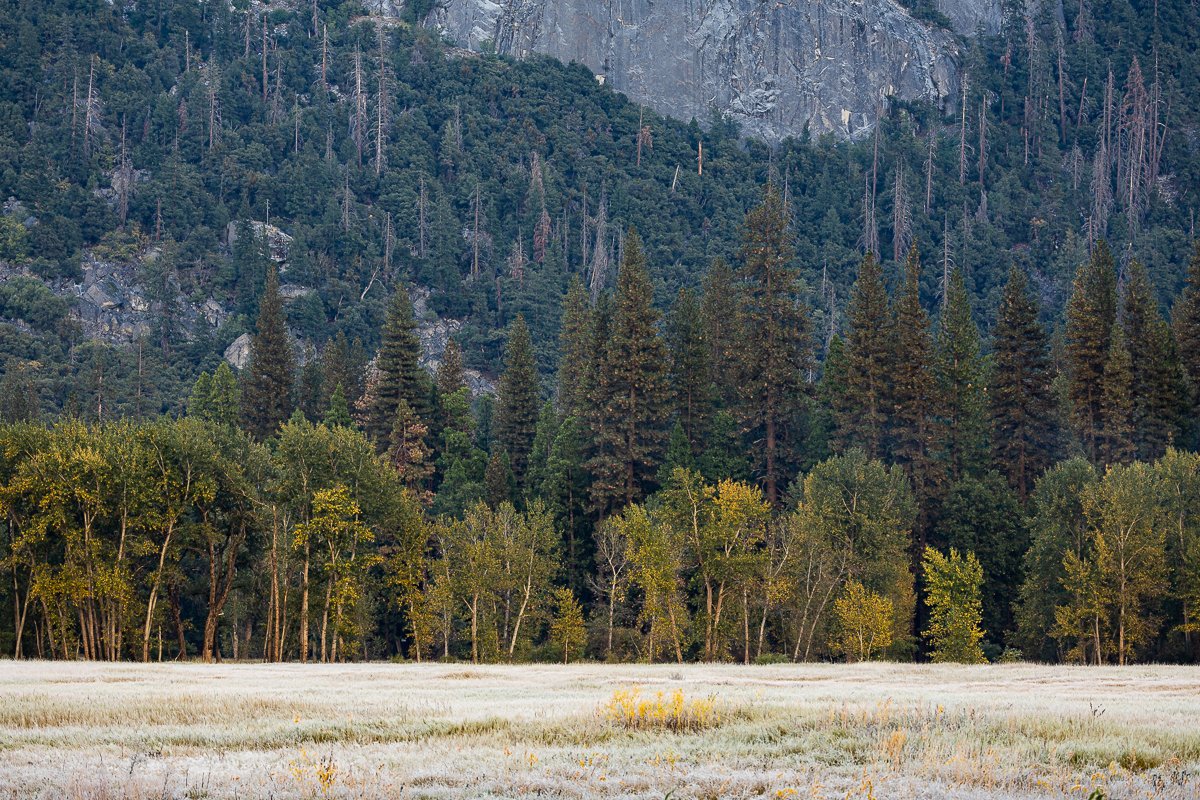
xmin=736 ymin=187 xmax=813 ymax=506
xmin=240 ymin=264 xmax=295 ymax=440
xmin=889 ymin=244 xmax=944 ymax=521
xmin=494 ymin=315 xmax=540 ymax=486
xmin=1173 ymin=241 xmax=1200 ymax=442
xmin=586 ymin=230 xmax=670 ymax=514
xmin=666 ymin=287 xmax=712 ymax=449
xmin=437 ymin=339 xmax=466 ymax=397
xmin=1 ymin=360 xmax=41 ymax=422
xmin=657 ymin=420 xmax=697 ymax=485
xmin=324 ymin=383 xmax=354 ymax=428
xmin=1099 ymin=326 xmax=1135 ymax=467
xmin=937 ymin=471 xmax=1026 ymax=641
xmin=322 ymin=331 xmax=367 ymax=409
xmin=701 ymin=257 xmax=743 ymax=411
xmin=484 ymin=449 xmax=516 ymax=509
xmin=836 ymin=252 xmax=892 ymax=458
xmin=936 ymin=268 xmax=988 ymax=481
xmin=1065 ymin=242 xmax=1118 ymax=462
xmin=542 ymin=415 xmax=589 ymax=591
xmin=555 ymin=277 xmax=592 ymax=420
xmin=1121 ymin=260 xmax=1185 ymax=459
xmin=370 ymin=286 xmax=430 ymax=445
xmin=388 ymin=399 xmax=434 ymax=503
xmin=989 ymin=266 xmax=1057 ymax=500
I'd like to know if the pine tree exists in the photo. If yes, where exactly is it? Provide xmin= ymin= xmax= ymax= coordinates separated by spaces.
xmin=494 ymin=315 xmax=540 ymax=486
xmin=0 ymin=359 xmax=39 ymax=422
xmin=370 ymin=286 xmax=430 ymax=445
xmin=430 ymin=338 xmax=458 ymax=390
xmin=323 ymin=383 xmax=354 ymax=427
xmin=555 ymin=277 xmax=592 ymax=420
xmin=586 ymin=229 xmax=670 ymax=514
xmin=989 ymin=266 xmax=1057 ymax=500
xmin=736 ymin=186 xmax=812 ymax=505
xmin=836 ymin=252 xmax=892 ymax=458
xmin=1098 ymin=326 xmax=1135 ymax=467
xmin=889 ymin=244 xmax=944 ymax=517
xmin=700 ymin=257 xmax=742 ymax=410
xmin=1065 ymin=242 xmax=1118 ymax=462
xmin=388 ymin=398 xmax=434 ymax=502
xmin=484 ymin=449 xmax=516 ymax=509
xmin=666 ymin=287 xmax=712 ymax=449
xmin=240 ymin=264 xmax=295 ymax=440
xmin=1173 ymin=242 xmax=1200 ymax=441
xmin=936 ymin=268 xmax=988 ymax=481
xmin=1121 ymin=260 xmax=1185 ymax=459
xmin=322 ymin=331 xmax=367 ymax=409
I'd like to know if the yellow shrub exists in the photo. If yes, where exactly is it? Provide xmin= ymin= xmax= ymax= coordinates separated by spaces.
xmin=600 ymin=688 xmax=720 ymax=732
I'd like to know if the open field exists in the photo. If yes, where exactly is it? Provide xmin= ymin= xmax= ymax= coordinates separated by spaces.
xmin=0 ymin=662 xmax=1198 ymax=799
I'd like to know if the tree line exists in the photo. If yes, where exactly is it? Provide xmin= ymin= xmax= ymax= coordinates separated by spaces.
xmin=4 ymin=188 xmax=1200 ymax=664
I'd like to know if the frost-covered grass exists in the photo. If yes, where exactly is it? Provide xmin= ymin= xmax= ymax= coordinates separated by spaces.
xmin=0 ymin=660 xmax=1197 ymax=799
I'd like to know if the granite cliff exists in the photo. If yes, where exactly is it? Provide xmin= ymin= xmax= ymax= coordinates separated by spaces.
xmin=431 ymin=0 xmax=1001 ymax=140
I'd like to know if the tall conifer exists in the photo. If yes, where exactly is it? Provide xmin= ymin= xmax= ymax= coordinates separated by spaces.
xmin=736 ymin=187 xmax=812 ymax=505
xmin=555 ymin=278 xmax=591 ymax=419
xmin=889 ymin=244 xmax=944 ymax=515
xmin=586 ymin=229 xmax=669 ymax=514
xmin=837 ymin=252 xmax=892 ymax=459
xmin=240 ymin=264 xmax=295 ymax=439
xmin=666 ymin=287 xmax=712 ymax=449
xmin=989 ymin=266 xmax=1056 ymax=499
xmin=1121 ymin=260 xmax=1185 ymax=459
xmin=494 ymin=315 xmax=540 ymax=485
xmin=1099 ymin=326 xmax=1135 ymax=467
xmin=1065 ymin=242 xmax=1118 ymax=461
xmin=370 ymin=286 xmax=430 ymax=445
xmin=936 ymin=268 xmax=989 ymax=481
xmin=1173 ymin=242 xmax=1200 ymax=440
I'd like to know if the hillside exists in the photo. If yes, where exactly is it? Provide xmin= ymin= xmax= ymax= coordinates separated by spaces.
xmin=1 ymin=0 xmax=1199 ymax=413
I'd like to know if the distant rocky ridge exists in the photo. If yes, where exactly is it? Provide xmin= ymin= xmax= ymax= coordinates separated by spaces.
xmin=430 ymin=0 xmax=1001 ymax=140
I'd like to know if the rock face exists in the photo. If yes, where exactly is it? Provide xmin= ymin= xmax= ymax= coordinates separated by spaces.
xmin=432 ymin=0 xmax=972 ymax=140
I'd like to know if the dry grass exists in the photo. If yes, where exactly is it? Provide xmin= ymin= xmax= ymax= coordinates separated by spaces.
xmin=0 ymin=660 xmax=1197 ymax=798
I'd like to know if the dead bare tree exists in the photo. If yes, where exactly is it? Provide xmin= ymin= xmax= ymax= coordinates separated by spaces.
xmin=417 ymin=175 xmax=429 ymax=259
xmin=351 ymin=47 xmax=367 ymax=167
xmin=891 ymin=164 xmax=912 ymax=264
xmin=588 ymin=192 xmax=609 ymax=300
xmin=374 ymin=24 xmax=391 ymax=176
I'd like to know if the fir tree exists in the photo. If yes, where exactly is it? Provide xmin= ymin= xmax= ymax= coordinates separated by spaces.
xmin=370 ymin=286 xmax=430 ymax=445
xmin=1121 ymin=260 xmax=1185 ymax=459
xmin=700 ymin=257 xmax=743 ymax=410
xmin=1065 ymin=242 xmax=1118 ymax=462
xmin=936 ymin=268 xmax=988 ymax=481
xmin=494 ymin=315 xmax=540 ymax=486
xmin=484 ymin=449 xmax=516 ymax=509
xmin=1173 ymin=241 xmax=1200 ymax=442
xmin=240 ymin=264 xmax=295 ymax=440
xmin=836 ymin=252 xmax=892 ymax=459
xmin=555 ymin=277 xmax=592 ymax=420
xmin=889 ymin=244 xmax=944 ymax=520
xmin=437 ymin=339 xmax=465 ymax=397
xmin=322 ymin=331 xmax=367 ymax=409
xmin=989 ymin=266 xmax=1057 ymax=500
xmin=1099 ymin=326 xmax=1135 ymax=467
xmin=736 ymin=186 xmax=812 ymax=505
xmin=323 ymin=383 xmax=354 ymax=427
xmin=586 ymin=229 xmax=670 ymax=514
xmin=388 ymin=398 xmax=434 ymax=503
xmin=666 ymin=287 xmax=712 ymax=449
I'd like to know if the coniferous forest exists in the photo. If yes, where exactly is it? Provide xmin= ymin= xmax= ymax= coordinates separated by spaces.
xmin=3 ymin=0 xmax=1200 ymax=665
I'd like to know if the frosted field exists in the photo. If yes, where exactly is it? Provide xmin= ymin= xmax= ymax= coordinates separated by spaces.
xmin=0 ymin=661 xmax=1197 ymax=799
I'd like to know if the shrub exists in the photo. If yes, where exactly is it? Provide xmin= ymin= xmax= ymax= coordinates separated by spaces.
xmin=600 ymin=688 xmax=720 ymax=732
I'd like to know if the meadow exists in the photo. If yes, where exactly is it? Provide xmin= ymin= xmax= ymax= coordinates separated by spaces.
xmin=0 ymin=660 xmax=1197 ymax=799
